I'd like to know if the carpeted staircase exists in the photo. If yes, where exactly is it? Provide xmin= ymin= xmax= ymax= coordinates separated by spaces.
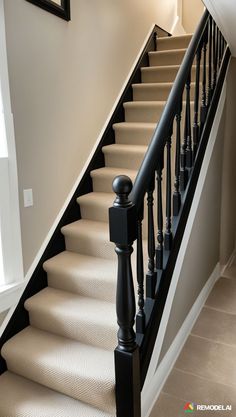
xmin=0 ymin=33 xmax=192 ymax=417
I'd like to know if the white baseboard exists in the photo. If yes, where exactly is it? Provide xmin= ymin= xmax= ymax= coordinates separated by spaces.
xmin=221 ymin=249 xmax=236 ymax=277
xmin=142 ymin=262 xmax=220 ymax=417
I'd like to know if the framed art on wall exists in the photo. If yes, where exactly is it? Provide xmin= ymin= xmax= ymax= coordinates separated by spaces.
xmin=26 ymin=0 xmax=70 ymax=21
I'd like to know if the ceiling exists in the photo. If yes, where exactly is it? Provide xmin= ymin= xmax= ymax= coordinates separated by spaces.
xmin=203 ymin=0 xmax=236 ymax=56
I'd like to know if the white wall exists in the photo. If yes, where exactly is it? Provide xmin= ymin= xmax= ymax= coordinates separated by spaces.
xmin=4 ymin=0 xmax=178 ymax=273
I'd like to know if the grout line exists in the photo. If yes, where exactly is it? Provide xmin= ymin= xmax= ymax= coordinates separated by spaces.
xmin=172 ymin=367 xmax=236 ymax=389
xmin=204 ymin=304 xmax=236 ymax=315
xmin=160 ymin=390 xmax=189 ymax=404
xmin=190 ymin=332 xmax=236 ymax=349
xmin=202 ymin=304 xmax=236 ymax=316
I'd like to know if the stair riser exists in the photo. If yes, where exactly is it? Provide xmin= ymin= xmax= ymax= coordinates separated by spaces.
xmin=141 ymin=66 xmax=202 ymax=83
xmin=149 ymin=50 xmax=187 ymax=66
xmin=26 ymin=308 xmax=117 ymax=350
xmin=104 ymin=150 xmax=146 ymax=170
xmin=47 ymin=271 xmax=116 ymax=303
xmin=114 ymin=125 xmax=156 ymax=146
xmin=133 ymin=84 xmax=197 ymax=101
xmin=91 ymin=171 xmax=137 ymax=193
xmin=2 ymin=348 xmax=115 ymax=414
xmin=64 ymin=233 xmax=116 ymax=260
xmin=156 ymin=36 xmax=191 ymax=51
xmin=125 ymin=104 xmax=165 ymax=123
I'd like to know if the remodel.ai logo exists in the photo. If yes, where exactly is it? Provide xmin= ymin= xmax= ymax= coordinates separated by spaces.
xmin=184 ymin=403 xmax=195 ymax=413
xmin=184 ymin=402 xmax=232 ymax=413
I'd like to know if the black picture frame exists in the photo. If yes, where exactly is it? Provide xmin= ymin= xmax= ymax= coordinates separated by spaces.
xmin=26 ymin=0 xmax=70 ymax=21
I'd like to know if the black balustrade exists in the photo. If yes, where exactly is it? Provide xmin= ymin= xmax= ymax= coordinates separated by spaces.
xmin=109 ymin=11 xmax=229 ymax=417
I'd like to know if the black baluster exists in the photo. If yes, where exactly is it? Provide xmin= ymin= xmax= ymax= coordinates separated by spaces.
xmin=219 ymin=32 xmax=223 ymax=66
xmin=200 ymin=29 xmax=208 ymax=134
xmin=207 ymin=17 xmax=213 ymax=106
xmin=156 ymin=153 xmax=164 ymax=270
xmin=185 ymin=72 xmax=192 ymax=168
xmin=193 ymin=46 xmax=201 ymax=159
xmin=109 ymin=175 xmax=141 ymax=417
xmin=136 ymin=203 xmax=145 ymax=333
xmin=213 ymin=21 xmax=217 ymax=91
xmin=180 ymin=88 xmax=188 ymax=191
xmin=164 ymin=127 xmax=173 ymax=251
xmin=146 ymin=176 xmax=157 ymax=299
xmin=173 ymin=100 xmax=182 ymax=216
xmin=215 ymin=26 xmax=219 ymax=77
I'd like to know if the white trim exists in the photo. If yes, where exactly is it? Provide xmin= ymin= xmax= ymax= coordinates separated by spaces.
xmin=142 ymin=262 xmax=220 ymax=417
xmin=0 ymin=282 xmax=24 ymax=315
xmin=0 ymin=0 xmax=24 ymax=286
xmin=141 ymin=79 xmax=227 ymax=411
xmin=170 ymin=15 xmax=186 ymax=35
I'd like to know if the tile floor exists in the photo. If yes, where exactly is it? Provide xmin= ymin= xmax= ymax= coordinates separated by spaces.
xmin=150 ymin=257 xmax=236 ymax=417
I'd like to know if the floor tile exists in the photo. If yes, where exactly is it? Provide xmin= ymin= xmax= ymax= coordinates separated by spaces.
xmin=192 ymin=306 xmax=236 ymax=346
xmin=150 ymin=392 xmax=188 ymax=417
xmin=175 ymin=334 xmax=236 ymax=387
xmin=205 ymin=278 xmax=236 ymax=314
xmin=163 ymin=368 xmax=236 ymax=411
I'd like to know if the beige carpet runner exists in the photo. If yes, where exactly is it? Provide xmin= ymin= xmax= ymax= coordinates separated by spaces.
xmin=0 ymin=33 xmax=192 ymax=417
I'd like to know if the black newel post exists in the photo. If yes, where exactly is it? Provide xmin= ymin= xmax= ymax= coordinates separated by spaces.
xmin=109 ymin=175 xmax=141 ymax=417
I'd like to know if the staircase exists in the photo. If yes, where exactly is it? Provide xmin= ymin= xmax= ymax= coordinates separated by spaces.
xmin=0 ymin=32 xmax=192 ymax=417
xmin=0 ymin=10 xmax=230 ymax=417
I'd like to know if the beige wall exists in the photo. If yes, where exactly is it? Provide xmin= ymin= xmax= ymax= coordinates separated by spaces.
xmin=220 ymin=58 xmax=236 ymax=265
xmin=4 ymin=0 xmax=178 ymax=272
xmin=159 ymin=102 xmax=226 ymax=361
xmin=182 ymin=0 xmax=204 ymax=33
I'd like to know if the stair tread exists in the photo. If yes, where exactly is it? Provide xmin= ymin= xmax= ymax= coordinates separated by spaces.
xmin=0 ymin=371 xmax=114 ymax=417
xmin=102 ymin=143 xmax=148 ymax=154
xmin=61 ymin=219 xmax=116 ymax=260
xmin=2 ymin=327 xmax=115 ymax=414
xmin=44 ymin=250 xmax=116 ymax=274
xmin=133 ymin=82 xmax=174 ymax=88
xmin=124 ymin=100 xmax=166 ymax=107
xmin=25 ymin=287 xmax=117 ymax=349
xmin=113 ymin=121 xmax=157 ymax=129
xmin=62 ymin=218 xmax=109 ymax=239
xmin=149 ymin=48 xmax=187 ymax=55
xmin=44 ymin=250 xmax=116 ymax=302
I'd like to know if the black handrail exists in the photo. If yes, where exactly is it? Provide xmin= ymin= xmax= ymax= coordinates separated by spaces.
xmin=130 ymin=10 xmax=209 ymax=209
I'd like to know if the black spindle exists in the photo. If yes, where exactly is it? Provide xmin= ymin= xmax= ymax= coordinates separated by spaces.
xmin=136 ymin=204 xmax=145 ymax=333
xmin=173 ymin=100 xmax=182 ymax=216
xmin=156 ymin=154 xmax=164 ymax=270
xmin=207 ymin=16 xmax=213 ymax=106
xmin=193 ymin=46 xmax=201 ymax=159
xmin=164 ymin=129 xmax=173 ymax=251
xmin=200 ymin=29 xmax=208 ymax=134
xmin=213 ymin=21 xmax=217 ymax=91
xmin=180 ymin=89 xmax=188 ymax=191
xmin=185 ymin=72 xmax=192 ymax=168
xmin=146 ymin=176 xmax=157 ymax=299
